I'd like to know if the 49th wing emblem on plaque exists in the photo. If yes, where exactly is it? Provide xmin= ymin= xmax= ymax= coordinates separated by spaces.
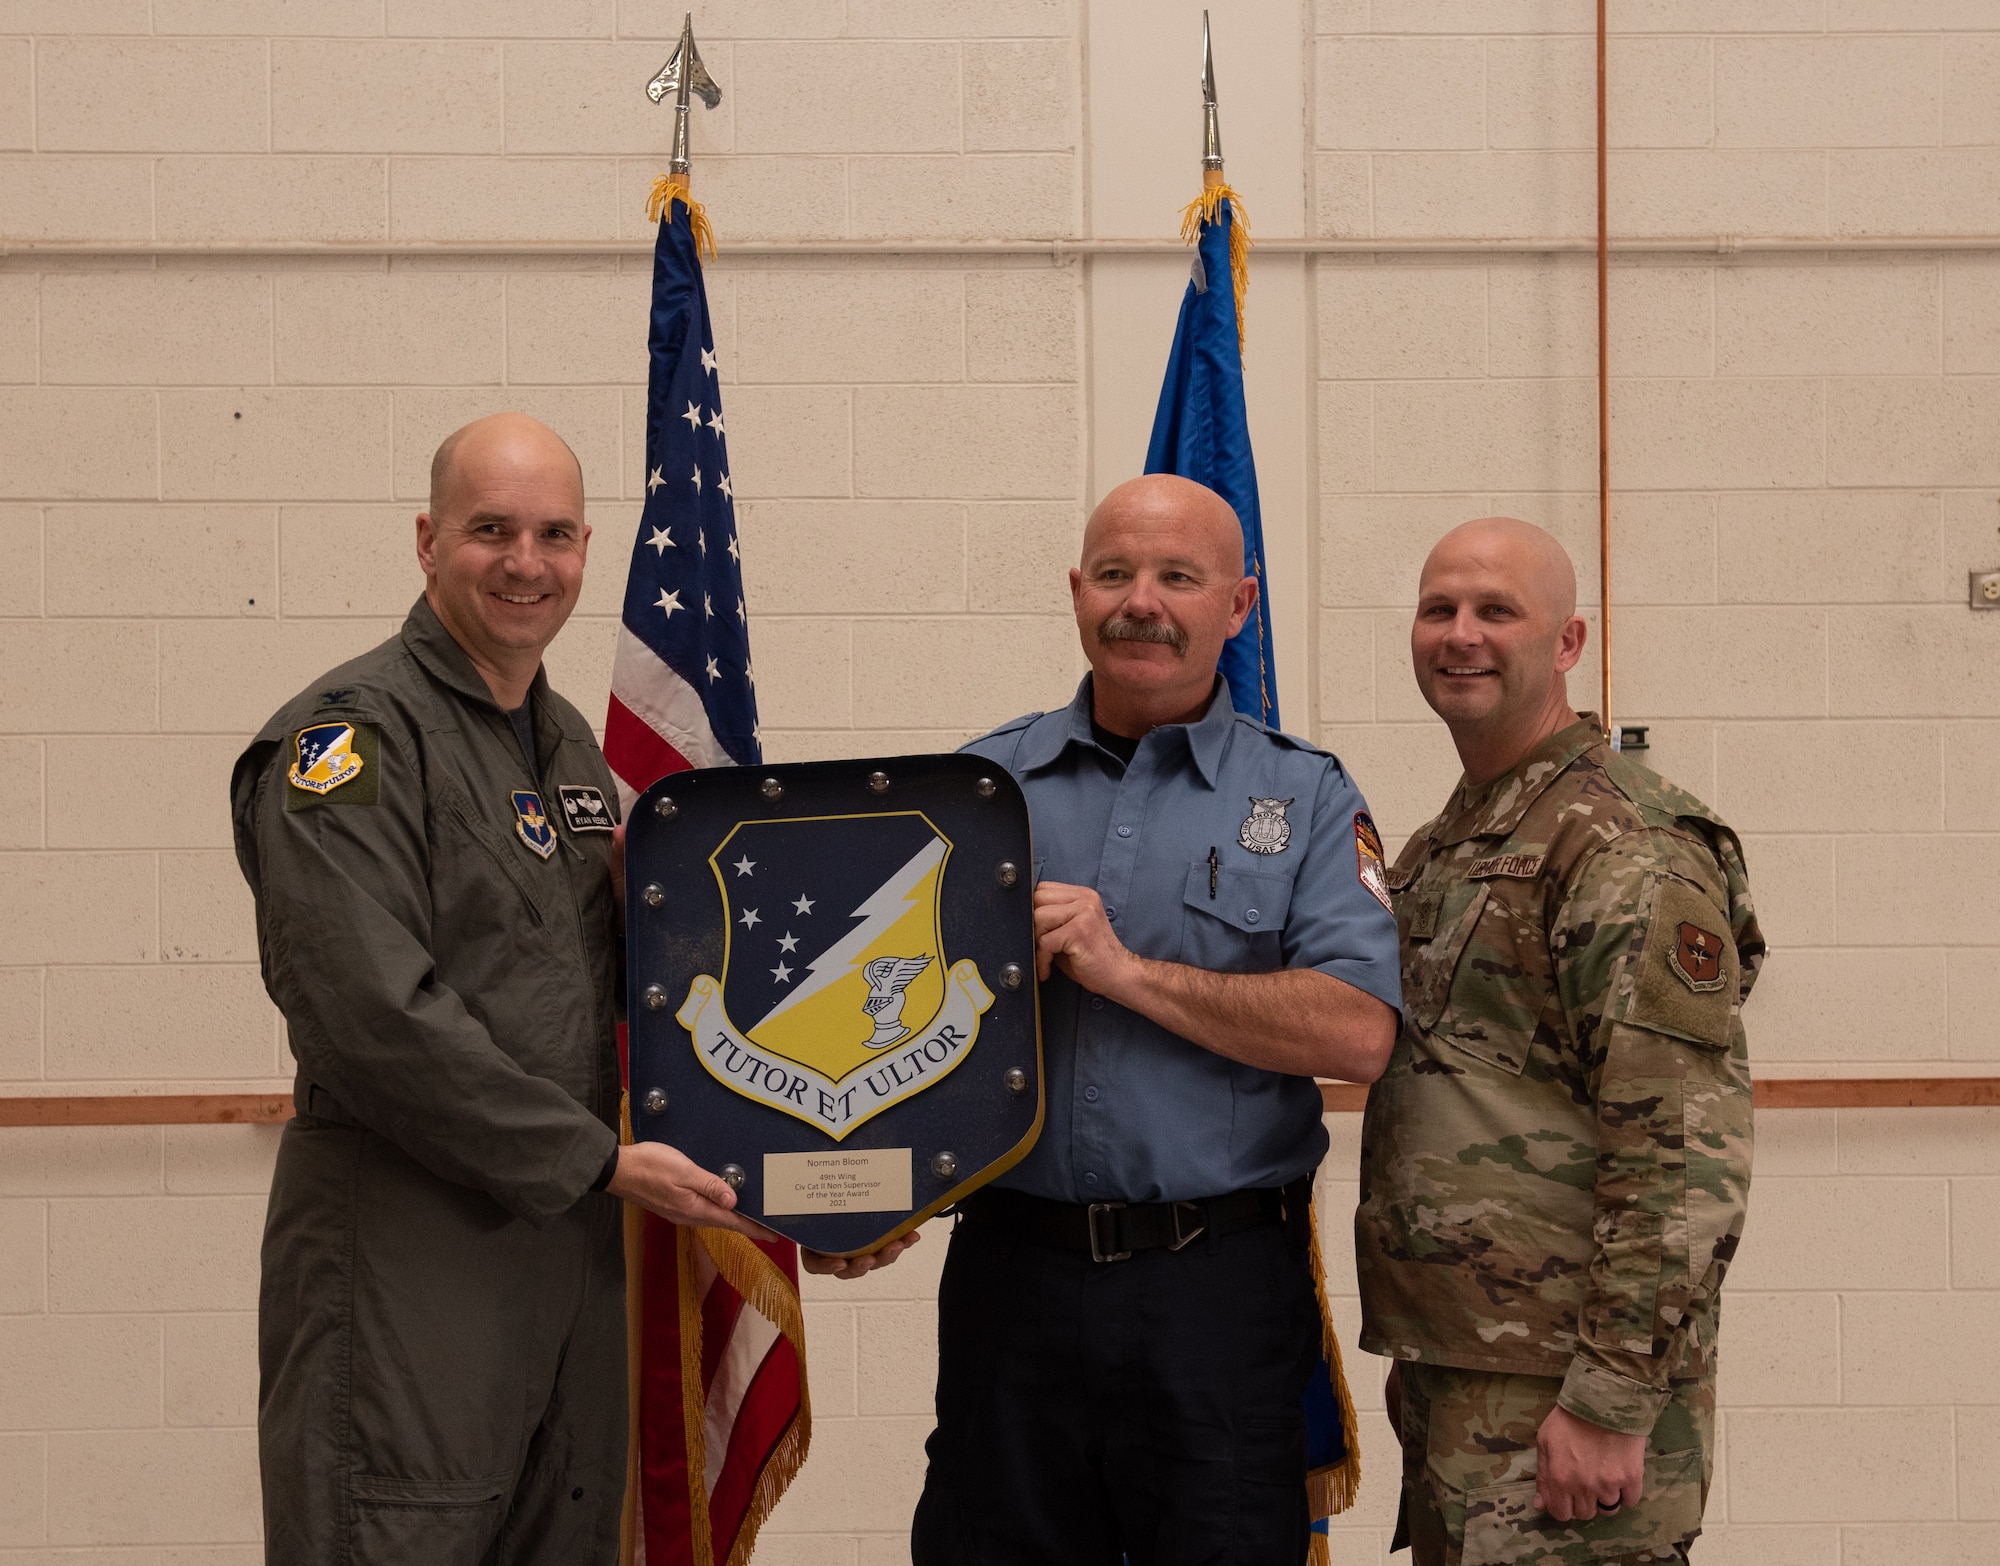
xmin=627 ymin=755 xmax=1043 ymax=1256
xmin=677 ymin=810 xmax=996 ymax=1138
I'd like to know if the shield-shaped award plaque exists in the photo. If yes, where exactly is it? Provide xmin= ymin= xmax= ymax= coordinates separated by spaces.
xmin=626 ymin=755 xmax=1043 ymax=1256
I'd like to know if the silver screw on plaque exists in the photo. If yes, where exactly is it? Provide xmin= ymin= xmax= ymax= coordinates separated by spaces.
xmin=654 ymin=796 xmax=677 ymax=820
xmin=999 ymin=963 xmax=1024 ymax=990
xmin=867 ymin=770 xmax=890 ymax=795
xmin=931 ymin=1151 xmax=959 ymax=1180
xmin=643 ymin=984 xmax=668 ymax=1011
xmin=643 ymin=1087 xmax=668 ymax=1115
xmin=720 ymin=1163 xmax=746 ymax=1192
xmin=996 ymin=861 xmax=1019 ymax=888
xmin=975 ymin=776 xmax=997 ymax=799
xmin=1004 ymin=1068 xmax=1027 ymax=1094
xmin=642 ymin=883 xmax=665 ymax=908
xmin=760 ymin=777 xmax=784 ymax=801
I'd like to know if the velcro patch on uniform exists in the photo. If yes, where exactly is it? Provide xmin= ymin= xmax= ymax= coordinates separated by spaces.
xmin=1629 ymin=876 xmax=1737 ymax=1049
xmin=1354 ymin=811 xmax=1392 ymax=912
xmin=1467 ymin=852 xmax=1544 ymax=881
xmin=284 ymin=722 xmax=380 ymax=810
xmin=557 ymin=784 xmax=617 ymax=834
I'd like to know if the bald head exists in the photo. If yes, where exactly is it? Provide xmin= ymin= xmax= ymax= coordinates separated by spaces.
xmin=1410 ymin=516 xmax=1588 ymax=783
xmin=1070 ymin=474 xmax=1256 ymax=734
xmin=1083 ymin=474 xmax=1243 ymax=580
xmin=1420 ymin=517 xmax=1578 ymax=624
xmin=429 ymin=411 xmax=583 ymax=520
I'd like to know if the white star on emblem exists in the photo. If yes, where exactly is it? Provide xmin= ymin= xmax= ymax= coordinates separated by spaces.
xmin=707 ymin=410 xmax=725 ymax=437
xmin=739 ymin=907 xmax=760 ymax=929
xmin=718 ymin=472 xmax=733 ymax=500
xmin=732 ymin=854 xmax=755 ymax=877
xmin=647 ymin=465 xmax=665 ymax=494
xmin=726 ymin=534 xmax=740 ymax=563
xmin=656 ymin=589 xmax=683 ymax=618
xmin=647 ymin=526 xmax=673 ymax=554
xmin=704 ymin=593 xmax=713 ymax=618
xmin=690 ymin=465 xmax=702 ymax=492
xmin=698 ymin=530 xmax=707 ymax=557
xmin=777 ymin=932 xmax=799 ymax=953
xmin=745 ymin=661 xmax=755 ymax=688
xmin=705 ymin=655 xmax=721 ymax=683
xmin=681 ymin=401 xmax=702 ymax=430
xmin=736 ymin=596 xmax=746 ymax=623
xmin=770 ymin=960 xmax=792 ymax=983
xmin=701 ymin=346 xmax=718 ymax=375
xmin=793 ymin=894 xmax=814 ymax=915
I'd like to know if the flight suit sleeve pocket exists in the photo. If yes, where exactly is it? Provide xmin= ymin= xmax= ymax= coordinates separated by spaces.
xmin=1180 ymin=860 xmax=1293 ymax=972
xmin=1585 ymin=1205 xmax=1665 ymax=1357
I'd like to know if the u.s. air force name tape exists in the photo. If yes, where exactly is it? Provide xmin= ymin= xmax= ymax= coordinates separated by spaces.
xmin=676 ymin=959 xmax=995 ymax=1140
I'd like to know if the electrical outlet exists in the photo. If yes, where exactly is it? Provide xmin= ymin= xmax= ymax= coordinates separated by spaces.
xmin=1974 ymin=570 xmax=2000 ymax=610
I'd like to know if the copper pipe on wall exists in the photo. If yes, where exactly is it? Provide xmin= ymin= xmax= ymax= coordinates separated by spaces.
xmin=1597 ymin=0 xmax=1612 ymax=739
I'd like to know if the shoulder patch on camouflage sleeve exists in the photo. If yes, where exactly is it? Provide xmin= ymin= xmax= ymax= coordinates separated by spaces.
xmin=284 ymin=721 xmax=380 ymax=810
xmin=1627 ymin=875 xmax=1737 ymax=1048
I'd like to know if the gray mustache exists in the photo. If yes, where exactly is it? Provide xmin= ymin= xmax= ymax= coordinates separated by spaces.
xmin=1097 ymin=615 xmax=1189 ymax=656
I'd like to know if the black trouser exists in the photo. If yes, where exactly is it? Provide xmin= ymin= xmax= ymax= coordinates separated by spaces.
xmin=911 ymin=1196 xmax=1322 ymax=1566
xmin=259 ymin=1114 xmax=627 ymax=1566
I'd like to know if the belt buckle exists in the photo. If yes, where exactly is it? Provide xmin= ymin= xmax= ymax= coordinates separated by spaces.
xmin=1086 ymin=1201 xmax=1130 ymax=1263
xmin=1167 ymin=1200 xmax=1206 ymax=1252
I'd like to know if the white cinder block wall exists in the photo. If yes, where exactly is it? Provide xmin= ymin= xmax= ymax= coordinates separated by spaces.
xmin=1 ymin=2 xmax=1996 ymax=1560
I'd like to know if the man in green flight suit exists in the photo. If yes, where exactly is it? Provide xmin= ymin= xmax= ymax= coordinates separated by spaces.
xmin=231 ymin=412 xmax=759 ymax=1565
xmin=1356 ymin=518 xmax=1762 ymax=1566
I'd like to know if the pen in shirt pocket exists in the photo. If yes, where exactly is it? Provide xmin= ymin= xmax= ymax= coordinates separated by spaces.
xmin=1208 ymin=845 xmax=1218 ymax=899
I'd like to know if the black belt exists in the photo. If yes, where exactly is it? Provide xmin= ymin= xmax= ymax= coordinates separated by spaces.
xmin=959 ymin=1180 xmax=1306 ymax=1263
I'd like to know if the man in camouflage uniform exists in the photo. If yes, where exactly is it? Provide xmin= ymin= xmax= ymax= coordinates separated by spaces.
xmin=1355 ymin=518 xmax=1761 ymax=1566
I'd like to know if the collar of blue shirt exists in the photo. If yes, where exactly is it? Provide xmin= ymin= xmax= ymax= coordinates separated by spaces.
xmin=1016 ymin=674 xmax=1236 ymax=789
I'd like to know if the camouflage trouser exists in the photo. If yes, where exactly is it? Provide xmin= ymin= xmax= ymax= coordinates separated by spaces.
xmin=1394 ymin=1362 xmax=1713 ymax=1566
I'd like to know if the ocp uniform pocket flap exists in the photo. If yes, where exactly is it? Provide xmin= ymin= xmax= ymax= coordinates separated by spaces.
xmin=1461 ymin=1446 xmax=1704 ymax=1565
xmin=1182 ymin=859 xmax=1294 ymax=935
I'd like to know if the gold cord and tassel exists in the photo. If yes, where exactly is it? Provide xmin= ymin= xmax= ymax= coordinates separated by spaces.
xmin=1305 ymin=1193 xmax=1363 ymax=1556
xmin=647 ymin=174 xmax=717 ymax=261
xmin=1178 ymin=180 xmax=1252 ymax=358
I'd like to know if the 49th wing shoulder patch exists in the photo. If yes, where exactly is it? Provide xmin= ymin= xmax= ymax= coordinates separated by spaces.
xmin=284 ymin=722 xmax=380 ymax=810
xmin=1628 ymin=874 xmax=1738 ymax=1049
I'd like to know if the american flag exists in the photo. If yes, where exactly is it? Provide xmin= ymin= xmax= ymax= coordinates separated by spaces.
xmin=605 ymin=195 xmax=758 ymax=796
xmin=607 ymin=189 xmax=808 ymax=1566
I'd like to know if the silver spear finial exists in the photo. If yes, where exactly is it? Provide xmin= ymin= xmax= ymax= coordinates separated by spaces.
xmin=646 ymin=13 xmax=722 ymax=178
xmin=1200 ymin=10 xmax=1224 ymax=172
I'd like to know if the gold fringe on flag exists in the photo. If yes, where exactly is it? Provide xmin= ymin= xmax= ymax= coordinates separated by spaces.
xmin=1305 ymin=1192 xmax=1363 ymax=1531
xmin=647 ymin=174 xmax=718 ymax=262
xmin=1178 ymin=181 xmax=1252 ymax=358
xmin=673 ymin=1223 xmax=814 ymax=1566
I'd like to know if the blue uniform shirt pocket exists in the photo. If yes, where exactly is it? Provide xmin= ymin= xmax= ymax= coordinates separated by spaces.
xmin=1180 ymin=858 xmax=1294 ymax=972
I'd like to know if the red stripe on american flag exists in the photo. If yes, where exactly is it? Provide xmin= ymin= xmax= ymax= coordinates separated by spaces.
xmin=706 ymin=1332 xmax=803 ymax=1554
xmin=604 ymin=693 xmax=692 ymax=796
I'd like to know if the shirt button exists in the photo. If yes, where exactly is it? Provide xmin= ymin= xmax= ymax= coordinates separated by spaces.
xmin=1117 ymin=826 xmax=1132 ymax=838
xmin=1245 ymin=908 xmax=1260 ymax=924
xmin=1090 ymin=996 xmax=1104 ymax=1011
xmin=1105 ymin=905 xmax=1117 ymax=920
xmin=1084 ymin=1172 xmax=1099 ymax=1186
xmin=1084 ymin=1086 xmax=1099 ymax=1102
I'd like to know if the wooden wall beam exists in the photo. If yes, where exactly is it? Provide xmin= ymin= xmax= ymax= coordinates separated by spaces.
xmin=2 ymin=1081 xmax=1996 ymax=1128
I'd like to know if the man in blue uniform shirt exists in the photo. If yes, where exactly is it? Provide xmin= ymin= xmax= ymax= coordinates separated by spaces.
xmin=901 ymin=473 xmax=1403 ymax=1566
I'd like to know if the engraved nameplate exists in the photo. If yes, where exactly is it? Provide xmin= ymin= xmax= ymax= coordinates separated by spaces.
xmin=764 ymin=1148 xmax=913 ymax=1215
